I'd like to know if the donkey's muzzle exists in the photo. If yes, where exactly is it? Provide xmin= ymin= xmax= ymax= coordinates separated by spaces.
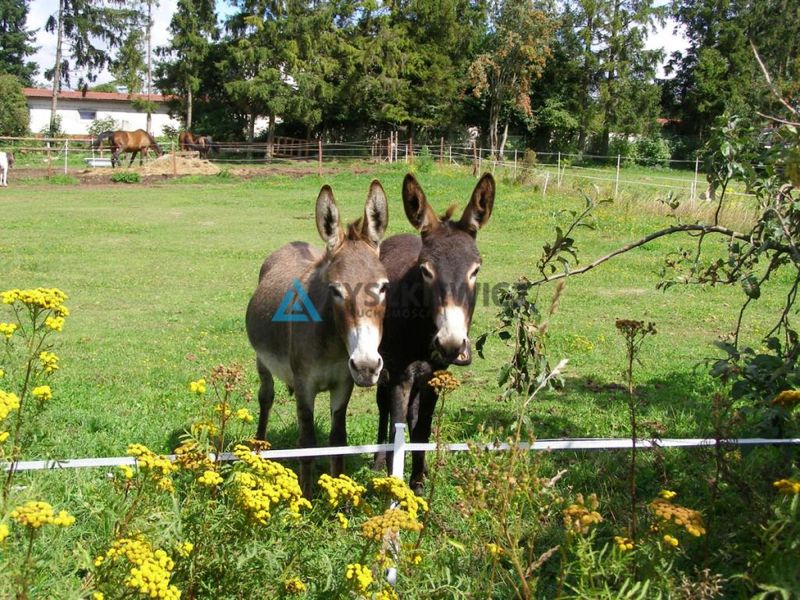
xmin=434 ymin=337 xmax=472 ymax=366
xmin=349 ymin=356 xmax=384 ymax=387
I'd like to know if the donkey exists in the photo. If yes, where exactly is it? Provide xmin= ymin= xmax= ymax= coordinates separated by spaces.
xmin=0 ymin=151 xmax=14 ymax=186
xmin=246 ymin=181 xmax=389 ymax=496
xmin=374 ymin=173 xmax=495 ymax=491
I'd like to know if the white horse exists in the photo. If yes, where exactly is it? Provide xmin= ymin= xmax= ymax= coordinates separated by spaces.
xmin=0 ymin=151 xmax=14 ymax=186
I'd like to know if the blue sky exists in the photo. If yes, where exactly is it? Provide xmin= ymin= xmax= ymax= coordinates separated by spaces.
xmin=26 ymin=0 xmax=689 ymax=89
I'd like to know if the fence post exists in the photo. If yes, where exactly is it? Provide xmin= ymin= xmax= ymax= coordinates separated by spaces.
xmin=542 ymin=172 xmax=549 ymax=201
xmin=172 ymin=142 xmax=177 ymax=176
xmin=514 ymin=149 xmax=517 ymax=179
xmin=439 ymin=137 xmax=444 ymax=165
xmin=448 ymin=145 xmax=451 ymax=164
xmin=692 ymin=156 xmax=700 ymax=202
xmin=47 ymin=143 xmax=52 ymax=178
xmin=614 ymin=154 xmax=621 ymax=199
xmin=478 ymin=148 xmax=482 ymax=175
xmin=64 ymin=140 xmax=69 ymax=175
xmin=386 ymin=422 xmax=407 ymax=587
xmin=557 ymin=152 xmax=561 ymax=187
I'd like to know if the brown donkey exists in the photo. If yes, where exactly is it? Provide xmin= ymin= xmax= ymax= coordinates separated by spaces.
xmin=246 ymin=182 xmax=389 ymax=496
xmin=374 ymin=173 xmax=495 ymax=491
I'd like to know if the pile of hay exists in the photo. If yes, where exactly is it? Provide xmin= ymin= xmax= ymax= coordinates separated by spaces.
xmin=140 ymin=154 xmax=220 ymax=176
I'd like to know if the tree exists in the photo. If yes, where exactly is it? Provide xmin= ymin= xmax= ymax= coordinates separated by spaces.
xmin=467 ymin=0 xmax=554 ymax=156
xmin=44 ymin=0 xmax=132 ymax=134
xmin=156 ymin=0 xmax=217 ymax=130
xmin=0 ymin=73 xmax=29 ymax=135
xmin=0 ymin=0 xmax=38 ymax=85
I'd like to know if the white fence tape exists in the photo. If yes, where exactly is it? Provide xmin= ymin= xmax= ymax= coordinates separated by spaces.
xmin=5 ymin=432 xmax=799 ymax=473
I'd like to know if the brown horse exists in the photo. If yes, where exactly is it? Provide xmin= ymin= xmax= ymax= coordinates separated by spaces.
xmin=92 ymin=129 xmax=162 ymax=168
xmin=179 ymin=131 xmax=214 ymax=159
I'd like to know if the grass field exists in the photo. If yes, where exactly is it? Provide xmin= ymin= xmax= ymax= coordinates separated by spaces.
xmin=0 ymin=163 xmax=796 ymax=598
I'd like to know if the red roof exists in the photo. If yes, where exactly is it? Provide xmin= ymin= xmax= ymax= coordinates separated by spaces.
xmin=23 ymin=87 xmax=173 ymax=103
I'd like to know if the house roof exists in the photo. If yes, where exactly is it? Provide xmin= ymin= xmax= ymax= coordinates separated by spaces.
xmin=23 ymin=87 xmax=173 ymax=103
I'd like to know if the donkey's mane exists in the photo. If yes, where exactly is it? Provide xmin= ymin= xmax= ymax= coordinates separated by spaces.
xmin=440 ymin=204 xmax=459 ymax=222
xmin=346 ymin=218 xmax=368 ymax=241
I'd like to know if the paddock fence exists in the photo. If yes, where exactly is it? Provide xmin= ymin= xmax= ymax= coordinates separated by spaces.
xmin=0 ymin=134 xmax=758 ymax=202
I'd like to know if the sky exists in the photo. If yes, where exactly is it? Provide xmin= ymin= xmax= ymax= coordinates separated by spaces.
xmin=25 ymin=0 xmax=690 ymax=89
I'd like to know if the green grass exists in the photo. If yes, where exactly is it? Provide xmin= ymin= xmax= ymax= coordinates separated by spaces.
xmin=0 ymin=164 xmax=787 ymax=457
xmin=0 ymin=164 xmax=796 ymax=598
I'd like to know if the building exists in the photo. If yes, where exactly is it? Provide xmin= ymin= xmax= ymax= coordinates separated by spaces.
xmin=23 ymin=88 xmax=181 ymax=137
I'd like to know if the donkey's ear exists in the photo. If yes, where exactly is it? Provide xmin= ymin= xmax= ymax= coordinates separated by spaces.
xmin=459 ymin=173 xmax=495 ymax=236
xmin=402 ymin=173 xmax=439 ymax=235
xmin=362 ymin=180 xmax=389 ymax=247
xmin=315 ymin=185 xmax=343 ymax=251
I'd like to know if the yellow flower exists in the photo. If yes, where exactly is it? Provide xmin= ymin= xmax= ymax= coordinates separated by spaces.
xmin=774 ymin=479 xmax=800 ymax=495
xmin=336 ymin=512 xmax=349 ymax=529
xmin=38 ymin=351 xmax=59 ymax=373
xmin=345 ymin=563 xmax=373 ymax=593
xmin=773 ymin=389 xmax=800 ymax=409
xmin=486 ymin=543 xmax=504 ymax=557
xmin=649 ymin=497 xmax=706 ymax=537
xmin=92 ymin=593 xmax=104 ymax=600
xmin=375 ymin=586 xmax=399 ymax=600
xmin=371 ymin=476 xmax=428 ymax=519
xmin=189 ymin=378 xmax=206 ymax=394
xmin=44 ymin=316 xmax=65 ymax=332
xmin=563 ymin=493 xmax=603 ymax=535
xmin=176 ymin=541 xmax=194 ymax=558
xmin=32 ymin=385 xmax=53 ymax=402
xmin=0 ymin=431 xmax=8 ymax=444
xmin=428 ymin=370 xmax=460 ymax=393
xmin=663 ymin=534 xmax=679 ymax=547
xmin=614 ymin=536 xmax=634 ymax=551
xmin=235 ymin=407 xmax=254 ymax=422
xmin=214 ymin=402 xmax=231 ymax=417
xmin=1 ymin=288 xmax=68 ymax=315
xmin=197 ymin=470 xmax=223 ymax=487
xmin=119 ymin=465 xmax=134 ymax=480
xmin=0 ymin=368 xmax=5 ymax=378
xmin=0 ymin=522 xmax=9 ymax=542
xmin=284 ymin=577 xmax=307 ymax=594
xmin=0 ymin=390 xmax=21 ymax=420
xmin=659 ymin=490 xmax=677 ymax=500
xmin=10 ymin=501 xmax=74 ymax=528
xmin=361 ymin=508 xmax=423 ymax=542
xmin=0 ymin=322 xmax=18 ymax=339
xmin=319 ymin=473 xmax=366 ymax=509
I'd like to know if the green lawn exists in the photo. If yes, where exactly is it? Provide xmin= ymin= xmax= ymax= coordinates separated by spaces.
xmin=0 ymin=164 xmax=786 ymax=458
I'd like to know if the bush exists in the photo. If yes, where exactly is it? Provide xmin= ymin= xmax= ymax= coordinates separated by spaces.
xmin=608 ymin=136 xmax=638 ymax=165
xmin=88 ymin=117 xmax=119 ymax=138
xmin=416 ymin=145 xmax=434 ymax=173
xmin=635 ymin=135 xmax=672 ymax=168
xmin=0 ymin=74 xmax=30 ymax=136
xmin=111 ymin=171 xmax=141 ymax=184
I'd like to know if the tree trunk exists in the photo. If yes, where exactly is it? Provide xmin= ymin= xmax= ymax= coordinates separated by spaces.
xmin=498 ymin=121 xmax=509 ymax=158
xmin=49 ymin=0 xmax=65 ymax=136
xmin=145 ymin=0 xmax=153 ymax=134
xmin=266 ymin=112 xmax=275 ymax=160
xmin=488 ymin=99 xmax=500 ymax=157
xmin=186 ymin=85 xmax=193 ymax=130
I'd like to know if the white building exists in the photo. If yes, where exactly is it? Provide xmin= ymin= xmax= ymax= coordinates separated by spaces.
xmin=24 ymin=88 xmax=181 ymax=137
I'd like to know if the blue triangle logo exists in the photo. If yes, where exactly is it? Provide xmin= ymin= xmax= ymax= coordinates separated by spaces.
xmin=272 ymin=278 xmax=322 ymax=322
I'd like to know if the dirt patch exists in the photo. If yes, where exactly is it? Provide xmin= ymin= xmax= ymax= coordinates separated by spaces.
xmin=141 ymin=154 xmax=221 ymax=176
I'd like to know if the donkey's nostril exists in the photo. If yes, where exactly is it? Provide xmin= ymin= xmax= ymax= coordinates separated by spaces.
xmin=349 ymin=358 xmax=357 ymax=372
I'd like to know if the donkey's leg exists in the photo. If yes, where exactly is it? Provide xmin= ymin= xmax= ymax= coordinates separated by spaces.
xmin=255 ymin=357 xmax=274 ymax=441
xmin=410 ymin=383 xmax=438 ymax=494
xmin=294 ymin=382 xmax=317 ymax=498
xmin=373 ymin=381 xmax=391 ymax=470
xmin=329 ymin=377 xmax=354 ymax=477
xmin=381 ymin=373 xmax=413 ymax=475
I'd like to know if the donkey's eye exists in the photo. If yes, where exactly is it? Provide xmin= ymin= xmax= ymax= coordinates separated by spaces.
xmin=420 ymin=263 xmax=435 ymax=280
xmin=469 ymin=265 xmax=481 ymax=280
xmin=329 ymin=284 xmax=344 ymax=301
xmin=378 ymin=282 xmax=389 ymax=296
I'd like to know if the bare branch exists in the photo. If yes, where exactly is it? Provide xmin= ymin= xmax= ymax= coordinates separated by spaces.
xmin=751 ymin=41 xmax=798 ymax=116
xmin=756 ymin=111 xmax=800 ymax=127
xmin=530 ymin=224 xmax=753 ymax=287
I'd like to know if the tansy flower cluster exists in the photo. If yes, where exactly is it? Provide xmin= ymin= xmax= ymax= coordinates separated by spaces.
xmin=563 ymin=493 xmax=603 ymax=534
xmin=174 ymin=440 xmax=213 ymax=472
xmin=614 ymin=536 xmax=634 ymax=551
xmin=44 ymin=315 xmax=65 ymax=331
xmin=1 ymin=288 xmax=69 ymax=316
xmin=318 ymin=473 xmax=366 ymax=508
xmin=95 ymin=537 xmax=180 ymax=600
xmin=0 ymin=522 xmax=9 ymax=542
xmin=345 ymin=563 xmax=373 ymax=594
xmin=127 ymin=444 xmax=177 ymax=493
xmin=663 ymin=534 xmax=679 ymax=547
xmin=197 ymin=469 xmax=223 ymax=487
xmin=190 ymin=419 xmax=219 ymax=437
xmin=235 ymin=407 xmax=254 ymax=422
xmin=39 ymin=351 xmax=59 ymax=373
xmin=361 ymin=508 xmax=423 ymax=542
xmin=284 ymin=577 xmax=307 ymax=594
xmin=189 ymin=378 xmax=206 ymax=394
xmin=0 ymin=390 xmax=20 ymax=421
xmin=10 ymin=501 xmax=75 ymax=529
xmin=176 ymin=541 xmax=194 ymax=558
xmin=772 ymin=390 xmax=800 ymax=409
xmin=428 ymin=370 xmax=460 ymax=393
xmin=32 ymin=385 xmax=52 ymax=402
xmin=0 ymin=322 xmax=18 ymax=340
xmin=230 ymin=445 xmax=311 ymax=524
xmin=774 ymin=478 xmax=800 ymax=494
xmin=371 ymin=476 xmax=429 ymax=519
xmin=486 ymin=543 xmax=504 ymax=557
xmin=649 ymin=496 xmax=706 ymax=537
xmin=374 ymin=586 xmax=400 ymax=600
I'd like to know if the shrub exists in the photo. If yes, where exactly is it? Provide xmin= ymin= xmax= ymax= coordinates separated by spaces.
xmin=608 ymin=136 xmax=638 ymax=165
xmin=416 ymin=145 xmax=434 ymax=174
xmin=88 ymin=117 xmax=119 ymax=138
xmin=111 ymin=171 xmax=141 ymax=184
xmin=0 ymin=74 xmax=30 ymax=136
xmin=635 ymin=135 xmax=672 ymax=168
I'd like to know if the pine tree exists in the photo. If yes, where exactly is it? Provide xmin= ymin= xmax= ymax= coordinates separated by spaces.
xmin=0 ymin=0 xmax=38 ymax=85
